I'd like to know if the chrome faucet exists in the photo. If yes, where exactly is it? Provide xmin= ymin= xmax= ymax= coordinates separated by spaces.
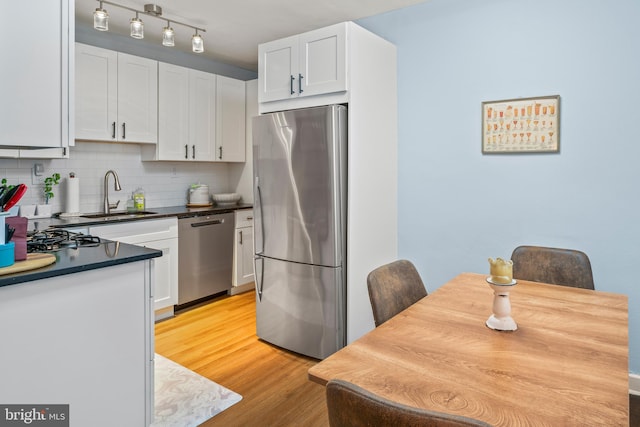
xmin=104 ymin=170 xmax=122 ymax=214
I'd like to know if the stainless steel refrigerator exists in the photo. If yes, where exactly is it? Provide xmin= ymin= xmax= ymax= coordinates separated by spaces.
xmin=252 ymin=104 xmax=347 ymax=360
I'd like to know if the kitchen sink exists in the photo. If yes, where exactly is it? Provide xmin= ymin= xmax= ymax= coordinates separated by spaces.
xmin=80 ymin=211 xmax=158 ymax=220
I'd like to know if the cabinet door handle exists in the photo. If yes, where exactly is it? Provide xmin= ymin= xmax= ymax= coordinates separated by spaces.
xmin=122 ymin=123 xmax=126 ymax=140
xmin=246 ymin=216 xmax=253 ymax=221
xmin=298 ymin=73 xmax=304 ymax=93
xmin=239 ymin=230 xmax=243 ymax=245
xmin=112 ymin=122 xmax=116 ymax=139
xmin=185 ymin=144 xmax=188 ymax=159
xmin=192 ymin=145 xmax=196 ymax=159
xmin=290 ymin=75 xmax=295 ymax=95
xmin=218 ymin=146 xmax=223 ymax=160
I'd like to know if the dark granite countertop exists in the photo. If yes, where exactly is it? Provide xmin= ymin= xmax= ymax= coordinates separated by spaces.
xmin=0 ymin=241 xmax=162 ymax=288
xmin=0 ymin=204 xmax=253 ymax=288
xmin=28 ymin=203 xmax=253 ymax=231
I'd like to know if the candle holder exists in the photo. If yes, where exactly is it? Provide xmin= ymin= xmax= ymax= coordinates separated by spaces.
xmin=485 ymin=277 xmax=517 ymax=331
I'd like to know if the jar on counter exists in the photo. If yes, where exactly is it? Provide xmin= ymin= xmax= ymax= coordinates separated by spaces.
xmin=126 ymin=194 xmax=135 ymax=213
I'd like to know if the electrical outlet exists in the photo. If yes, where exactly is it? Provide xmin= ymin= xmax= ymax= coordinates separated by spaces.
xmin=32 ymin=174 xmax=45 ymax=185
xmin=32 ymin=163 xmax=45 ymax=185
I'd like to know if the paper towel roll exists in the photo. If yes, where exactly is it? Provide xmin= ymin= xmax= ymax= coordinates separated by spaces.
xmin=63 ymin=174 xmax=80 ymax=215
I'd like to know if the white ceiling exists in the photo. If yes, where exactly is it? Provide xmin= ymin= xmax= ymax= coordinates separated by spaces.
xmin=75 ymin=0 xmax=428 ymax=71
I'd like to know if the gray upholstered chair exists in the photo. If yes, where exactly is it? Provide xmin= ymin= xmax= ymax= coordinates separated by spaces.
xmin=326 ymin=379 xmax=492 ymax=427
xmin=366 ymin=259 xmax=428 ymax=327
xmin=511 ymin=245 xmax=595 ymax=290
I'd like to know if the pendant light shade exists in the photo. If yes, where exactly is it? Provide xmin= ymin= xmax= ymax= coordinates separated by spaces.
xmin=162 ymin=24 xmax=175 ymax=47
xmin=130 ymin=13 xmax=144 ymax=39
xmin=192 ymin=32 xmax=204 ymax=53
xmin=93 ymin=3 xmax=109 ymax=31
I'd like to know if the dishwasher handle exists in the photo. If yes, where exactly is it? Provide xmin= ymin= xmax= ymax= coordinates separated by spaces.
xmin=190 ymin=219 xmax=224 ymax=227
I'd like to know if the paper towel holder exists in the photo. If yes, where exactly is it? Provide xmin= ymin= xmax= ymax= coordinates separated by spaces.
xmin=60 ymin=172 xmax=82 ymax=218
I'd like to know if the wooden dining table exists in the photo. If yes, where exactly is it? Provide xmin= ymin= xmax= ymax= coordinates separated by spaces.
xmin=308 ymin=272 xmax=629 ymax=426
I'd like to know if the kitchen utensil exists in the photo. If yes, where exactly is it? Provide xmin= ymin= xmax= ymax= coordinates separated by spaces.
xmin=5 ymin=224 xmax=14 ymax=243
xmin=0 ymin=185 xmax=20 ymax=210
xmin=3 ymin=184 xmax=27 ymax=212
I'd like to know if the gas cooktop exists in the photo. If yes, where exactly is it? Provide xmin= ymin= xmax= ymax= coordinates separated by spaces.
xmin=27 ymin=229 xmax=101 ymax=253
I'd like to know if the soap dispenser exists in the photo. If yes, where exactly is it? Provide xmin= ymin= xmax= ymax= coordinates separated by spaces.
xmin=126 ymin=193 xmax=135 ymax=213
xmin=133 ymin=188 xmax=145 ymax=211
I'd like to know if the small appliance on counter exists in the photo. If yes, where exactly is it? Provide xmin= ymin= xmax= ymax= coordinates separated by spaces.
xmin=187 ymin=184 xmax=211 ymax=206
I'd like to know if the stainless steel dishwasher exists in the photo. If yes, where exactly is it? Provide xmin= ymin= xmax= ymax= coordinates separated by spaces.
xmin=178 ymin=212 xmax=235 ymax=306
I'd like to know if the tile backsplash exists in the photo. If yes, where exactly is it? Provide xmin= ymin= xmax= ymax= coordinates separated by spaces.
xmin=0 ymin=142 xmax=236 ymax=214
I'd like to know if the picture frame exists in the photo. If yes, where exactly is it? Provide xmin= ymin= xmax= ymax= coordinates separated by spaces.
xmin=482 ymin=95 xmax=560 ymax=154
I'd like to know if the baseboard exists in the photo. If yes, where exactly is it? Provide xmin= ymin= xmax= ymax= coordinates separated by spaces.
xmin=631 ymin=373 xmax=640 ymax=395
xmin=155 ymin=306 xmax=175 ymax=322
xmin=229 ymin=282 xmax=254 ymax=296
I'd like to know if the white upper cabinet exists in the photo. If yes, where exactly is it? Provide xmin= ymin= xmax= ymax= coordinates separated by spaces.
xmin=144 ymin=63 xmax=216 ymax=161
xmin=75 ymin=43 xmax=157 ymax=144
xmin=0 ymin=0 xmax=72 ymax=150
xmin=216 ymin=76 xmax=246 ymax=162
xmin=157 ymin=62 xmax=190 ymax=160
xmin=144 ymin=63 xmax=246 ymax=163
xmin=258 ymin=22 xmax=346 ymax=104
xmin=75 ymin=44 xmax=117 ymax=141
xmin=117 ymin=53 xmax=158 ymax=144
xmin=189 ymin=69 xmax=217 ymax=161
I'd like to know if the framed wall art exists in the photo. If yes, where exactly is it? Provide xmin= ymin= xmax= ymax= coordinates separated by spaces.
xmin=482 ymin=95 xmax=560 ymax=154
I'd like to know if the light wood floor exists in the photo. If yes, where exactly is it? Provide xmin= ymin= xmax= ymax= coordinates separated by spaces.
xmin=155 ymin=290 xmax=640 ymax=426
xmin=154 ymin=290 xmax=329 ymax=426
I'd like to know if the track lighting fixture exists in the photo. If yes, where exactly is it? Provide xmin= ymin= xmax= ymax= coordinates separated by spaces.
xmin=130 ymin=12 xmax=144 ymax=39
xmin=92 ymin=1 xmax=206 ymax=53
xmin=192 ymin=29 xmax=204 ymax=53
xmin=162 ymin=22 xmax=175 ymax=47
xmin=93 ymin=2 xmax=109 ymax=31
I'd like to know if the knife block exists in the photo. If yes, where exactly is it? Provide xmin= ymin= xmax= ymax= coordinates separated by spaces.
xmin=6 ymin=216 xmax=27 ymax=261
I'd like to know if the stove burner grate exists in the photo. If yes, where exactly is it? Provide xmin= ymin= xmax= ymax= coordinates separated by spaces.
xmin=27 ymin=229 xmax=101 ymax=253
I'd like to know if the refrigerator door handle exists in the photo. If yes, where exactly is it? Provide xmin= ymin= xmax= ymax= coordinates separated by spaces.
xmin=255 ymin=178 xmax=265 ymax=254
xmin=254 ymin=255 xmax=264 ymax=301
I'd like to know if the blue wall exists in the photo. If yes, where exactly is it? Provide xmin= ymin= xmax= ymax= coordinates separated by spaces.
xmin=358 ymin=0 xmax=640 ymax=374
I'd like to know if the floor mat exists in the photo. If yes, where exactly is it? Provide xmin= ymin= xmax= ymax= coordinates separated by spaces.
xmin=152 ymin=354 xmax=242 ymax=427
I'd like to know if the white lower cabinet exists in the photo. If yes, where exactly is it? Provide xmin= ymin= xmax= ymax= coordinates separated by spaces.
xmin=232 ymin=209 xmax=254 ymax=294
xmin=0 ymin=261 xmax=154 ymax=426
xmin=89 ymin=218 xmax=178 ymax=318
